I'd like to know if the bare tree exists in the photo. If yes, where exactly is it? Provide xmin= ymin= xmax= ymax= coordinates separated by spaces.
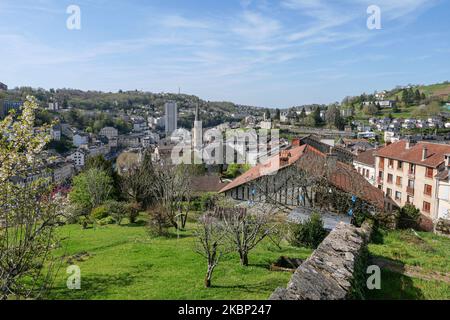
xmin=194 ymin=214 xmax=227 ymax=288
xmin=214 ymin=203 xmax=278 ymax=266
xmin=147 ymin=204 xmax=171 ymax=237
xmin=152 ymin=163 xmax=192 ymax=230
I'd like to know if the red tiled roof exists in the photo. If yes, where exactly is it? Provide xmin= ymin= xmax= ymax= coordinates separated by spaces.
xmin=220 ymin=145 xmax=308 ymax=193
xmin=191 ymin=175 xmax=228 ymax=193
xmin=355 ymin=149 xmax=376 ymax=167
xmin=375 ymin=141 xmax=450 ymax=168
xmin=220 ymin=144 xmax=385 ymax=209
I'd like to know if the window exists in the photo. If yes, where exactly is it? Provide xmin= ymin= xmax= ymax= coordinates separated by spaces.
xmin=396 ymin=176 xmax=402 ymax=186
xmin=424 ymin=184 xmax=432 ymax=196
xmin=387 ymin=188 xmax=392 ymax=196
xmin=408 ymin=179 xmax=414 ymax=188
xmin=395 ymin=191 xmax=402 ymax=201
xmin=423 ymin=201 xmax=431 ymax=213
xmin=407 ymin=195 xmax=413 ymax=204
xmin=397 ymin=161 xmax=403 ymax=170
xmin=425 ymin=167 xmax=434 ymax=178
xmin=388 ymin=159 xmax=394 ymax=168
xmin=409 ymin=164 xmax=415 ymax=174
xmin=366 ymin=170 xmax=369 ymax=178
xmin=379 ymin=158 xmax=385 ymax=169
xmin=387 ymin=174 xmax=393 ymax=183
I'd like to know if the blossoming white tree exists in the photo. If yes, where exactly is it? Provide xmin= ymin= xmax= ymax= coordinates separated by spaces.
xmin=0 ymin=96 xmax=64 ymax=300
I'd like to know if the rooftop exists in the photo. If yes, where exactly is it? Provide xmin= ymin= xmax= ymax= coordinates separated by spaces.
xmin=375 ymin=140 xmax=450 ymax=168
xmin=355 ymin=149 xmax=377 ymax=167
xmin=220 ymin=143 xmax=385 ymax=209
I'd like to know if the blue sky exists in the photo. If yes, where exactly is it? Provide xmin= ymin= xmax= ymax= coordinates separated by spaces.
xmin=0 ymin=0 xmax=449 ymax=108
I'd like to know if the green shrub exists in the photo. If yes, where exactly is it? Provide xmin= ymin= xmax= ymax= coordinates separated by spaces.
xmin=289 ymin=213 xmax=328 ymax=249
xmin=79 ymin=216 xmax=93 ymax=229
xmin=104 ymin=200 xmax=127 ymax=225
xmin=90 ymin=205 xmax=110 ymax=221
xmin=398 ymin=204 xmax=421 ymax=229
xmin=97 ymin=216 xmax=115 ymax=226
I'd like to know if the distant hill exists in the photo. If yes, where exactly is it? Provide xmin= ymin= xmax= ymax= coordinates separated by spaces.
xmin=342 ymin=81 xmax=450 ymax=120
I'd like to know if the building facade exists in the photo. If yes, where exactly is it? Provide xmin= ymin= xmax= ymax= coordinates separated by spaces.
xmin=353 ymin=149 xmax=376 ymax=186
xmin=164 ymin=101 xmax=177 ymax=135
xmin=99 ymin=127 xmax=118 ymax=140
xmin=52 ymin=162 xmax=75 ymax=184
xmin=73 ymin=134 xmax=88 ymax=147
xmin=67 ymin=149 xmax=87 ymax=167
xmin=435 ymin=155 xmax=450 ymax=220
xmin=375 ymin=140 xmax=450 ymax=220
xmin=0 ymin=100 xmax=22 ymax=118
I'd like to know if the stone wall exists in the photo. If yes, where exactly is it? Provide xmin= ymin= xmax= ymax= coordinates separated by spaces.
xmin=375 ymin=211 xmax=398 ymax=230
xmin=435 ymin=218 xmax=450 ymax=237
xmin=270 ymin=221 xmax=373 ymax=300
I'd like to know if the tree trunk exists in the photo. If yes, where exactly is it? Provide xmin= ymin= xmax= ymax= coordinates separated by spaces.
xmin=181 ymin=213 xmax=187 ymax=229
xmin=205 ymin=265 xmax=214 ymax=288
xmin=204 ymin=277 xmax=211 ymax=288
xmin=239 ymin=251 xmax=249 ymax=266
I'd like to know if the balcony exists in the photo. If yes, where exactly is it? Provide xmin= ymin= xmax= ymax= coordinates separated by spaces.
xmin=377 ymin=177 xmax=384 ymax=184
xmin=408 ymin=171 xmax=415 ymax=179
xmin=406 ymin=186 xmax=415 ymax=196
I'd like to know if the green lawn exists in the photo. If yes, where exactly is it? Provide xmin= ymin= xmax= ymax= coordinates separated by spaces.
xmin=47 ymin=217 xmax=312 ymax=300
xmin=367 ymin=229 xmax=450 ymax=300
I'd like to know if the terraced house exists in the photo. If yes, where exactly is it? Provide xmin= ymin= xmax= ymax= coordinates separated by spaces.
xmin=375 ymin=140 xmax=450 ymax=222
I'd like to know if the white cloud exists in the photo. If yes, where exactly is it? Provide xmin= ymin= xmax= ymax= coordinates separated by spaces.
xmin=160 ymin=15 xmax=211 ymax=29
xmin=232 ymin=11 xmax=281 ymax=42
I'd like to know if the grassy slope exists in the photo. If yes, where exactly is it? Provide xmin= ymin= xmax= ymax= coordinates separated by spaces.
xmin=367 ymin=229 xmax=450 ymax=300
xmin=353 ymin=82 xmax=450 ymax=122
xmin=48 ymin=219 xmax=312 ymax=300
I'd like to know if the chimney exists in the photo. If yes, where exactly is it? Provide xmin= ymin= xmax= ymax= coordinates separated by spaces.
xmin=445 ymin=154 xmax=450 ymax=169
xmin=405 ymin=138 xmax=415 ymax=150
xmin=422 ymin=146 xmax=428 ymax=161
xmin=445 ymin=154 xmax=450 ymax=183
xmin=279 ymin=150 xmax=291 ymax=166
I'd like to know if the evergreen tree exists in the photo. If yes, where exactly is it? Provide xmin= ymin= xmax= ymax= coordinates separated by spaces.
xmin=299 ymin=107 xmax=306 ymax=119
xmin=275 ymin=108 xmax=281 ymax=120
xmin=414 ymin=89 xmax=421 ymax=103
xmin=313 ymin=107 xmax=322 ymax=126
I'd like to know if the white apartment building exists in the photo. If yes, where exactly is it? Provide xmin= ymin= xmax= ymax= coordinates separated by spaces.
xmin=435 ymin=154 xmax=450 ymax=220
xmin=165 ymin=101 xmax=177 ymax=135
xmin=67 ymin=149 xmax=87 ymax=167
xmin=353 ymin=149 xmax=376 ymax=186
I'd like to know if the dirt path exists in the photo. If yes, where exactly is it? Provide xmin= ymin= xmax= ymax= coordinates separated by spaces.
xmin=371 ymin=257 xmax=450 ymax=284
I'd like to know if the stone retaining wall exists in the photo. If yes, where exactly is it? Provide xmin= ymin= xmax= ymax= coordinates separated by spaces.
xmin=270 ymin=221 xmax=373 ymax=300
xmin=435 ymin=218 xmax=450 ymax=237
